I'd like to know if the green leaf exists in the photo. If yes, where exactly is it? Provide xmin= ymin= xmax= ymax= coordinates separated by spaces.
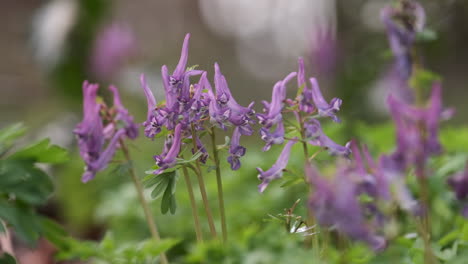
xmin=143 ymin=171 xmax=175 ymax=188
xmin=41 ymin=218 xmax=69 ymax=250
xmin=0 ymin=253 xmax=17 ymax=264
xmin=0 ymin=160 xmax=54 ymax=205
xmin=409 ymin=68 xmax=441 ymax=93
xmin=0 ymin=200 xmax=42 ymax=246
xmin=161 ymin=175 xmax=177 ymax=214
xmin=10 ymin=138 xmax=69 ymax=164
xmin=151 ymin=177 xmax=170 ymax=199
xmin=0 ymin=123 xmax=26 ymax=154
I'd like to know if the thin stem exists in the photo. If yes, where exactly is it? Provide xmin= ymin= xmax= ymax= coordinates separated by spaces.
xmin=416 ymin=167 xmax=437 ymax=264
xmin=120 ymin=140 xmax=168 ymax=264
xmin=298 ymin=113 xmax=320 ymax=255
xmin=210 ymin=127 xmax=228 ymax=243
xmin=181 ymin=165 xmax=204 ymax=243
xmin=190 ymin=124 xmax=218 ymax=238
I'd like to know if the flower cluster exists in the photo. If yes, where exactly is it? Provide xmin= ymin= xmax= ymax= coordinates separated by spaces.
xmin=74 ymin=81 xmax=138 ymax=182
xmin=381 ymin=0 xmax=425 ymax=80
xmin=256 ymin=58 xmax=350 ymax=192
xmin=141 ymin=34 xmax=254 ymax=173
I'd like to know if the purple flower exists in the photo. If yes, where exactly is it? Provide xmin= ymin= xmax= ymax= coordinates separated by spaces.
xmin=82 ymin=129 xmax=126 ymax=182
xmin=257 ymin=138 xmax=297 ymax=193
xmin=448 ymin=166 xmax=468 ymax=201
xmin=74 ymin=81 xmax=135 ymax=182
xmin=140 ymin=74 xmax=164 ymax=139
xmin=305 ymin=119 xmax=351 ymax=157
xmin=381 ymin=1 xmax=426 ymax=80
xmin=296 ymin=58 xmax=315 ymax=113
xmin=91 ymin=23 xmax=136 ymax=80
xmin=310 ymin=78 xmax=342 ymax=123
xmin=108 ymin=85 xmax=139 ymax=139
xmin=227 ymin=127 xmax=246 ymax=170
xmin=212 ymin=63 xmax=256 ymax=135
xmin=306 ymin=163 xmax=386 ymax=251
xmin=74 ymin=81 xmax=104 ymax=164
xmin=257 ymin=72 xmax=297 ymax=128
xmin=153 ymin=124 xmax=183 ymax=174
xmin=260 ymin=120 xmax=285 ymax=152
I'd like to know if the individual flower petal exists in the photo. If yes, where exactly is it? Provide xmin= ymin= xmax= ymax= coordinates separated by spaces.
xmin=257 ymin=138 xmax=297 ymax=192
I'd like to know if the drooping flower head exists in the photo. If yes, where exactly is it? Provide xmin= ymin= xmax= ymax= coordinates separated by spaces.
xmin=74 ymin=81 xmax=138 ymax=182
xmin=227 ymin=127 xmax=246 ymax=170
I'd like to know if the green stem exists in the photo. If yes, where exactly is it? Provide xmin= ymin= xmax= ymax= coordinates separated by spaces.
xmin=190 ymin=124 xmax=218 ymax=239
xmin=120 ymin=140 xmax=169 ymax=264
xmin=181 ymin=165 xmax=204 ymax=243
xmin=416 ymin=168 xmax=437 ymax=264
xmin=210 ymin=127 xmax=228 ymax=243
xmin=298 ymin=113 xmax=320 ymax=255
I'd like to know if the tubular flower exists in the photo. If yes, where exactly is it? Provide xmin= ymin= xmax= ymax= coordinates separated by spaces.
xmin=74 ymin=81 xmax=137 ymax=182
xmin=257 ymin=72 xmax=297 ymax=128
xmin=304 ymin=119 xmax=351 ymax=157
xmin=109 ymin=85 xmax=139 ymax=139
xmin=227 ymin=127 xmax=246 ymax=170
xmin=260 ymin=120 xmax=285 ymax=152
xmin=381 ymin=0 xmax=426 ymax=80
xmin=140 ymin=74 xmax=165 ymax=139
xmin=310 ymin=78 xmax=342 ymax=123
xmin=257 ymin=138 xmax=297 ymax=193
xmin=296 ymin=58 xmax=315 ymax=113
xmin=153 ymin=124 xmax=183 ymax=174
xmin=307 ymin=163 xmax=387 ymax=251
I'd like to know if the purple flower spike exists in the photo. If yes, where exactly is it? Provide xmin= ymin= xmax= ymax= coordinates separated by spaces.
xmin=310 ymin=78 xmax=342 ymax=122
xmin=305 ymin=119 xmax=351 ymax=157
xmin=260 ymin=120 xmax=285 ymax=152
xmin=227 ymin=127 xmax=246 ymax=170
xmin=257 ymin=138 xmax=297 ymax=192
xmin=381 ymin=1 xmax=426 ymax=80
xmin=82 ymin=129 xmax=126 ymax=182
xmin=108 ymin=85 xmax=139 ymax=139
xmin=153 ymin=124 xmax=183 ymax=174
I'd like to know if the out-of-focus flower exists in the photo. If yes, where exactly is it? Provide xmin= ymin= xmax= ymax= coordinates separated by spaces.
xmin=257 ymin=139 xmax=297 ymax=193
xmin=74 ymin=81 xmax=137 ymax=182
xmin=381 ymin=0 xmax=425 ymax=80
xmin=227 ymin=127 xmax=246 ymax=170
xmin=386 ymin=82 xmax=451 ymax=173
xmin=448 ymin=165 xmax=468 ymax=217
xmin=91 ymin=23 xmax=137 ymax=80
xmin=304 ymin=119 xmax=350 ymax=157
xmin=307 ymin=163 xmax=387 ymax=251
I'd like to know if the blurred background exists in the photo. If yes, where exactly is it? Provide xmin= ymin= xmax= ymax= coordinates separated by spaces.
xmin=1 ymin=0 xmax=468 ymax=263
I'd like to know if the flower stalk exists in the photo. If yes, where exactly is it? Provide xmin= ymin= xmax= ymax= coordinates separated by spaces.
xmin=210 ymin=127 xmax=228 ymax=243
xmin=191 ymin=124 xmax=218 ymax=239
xmin=181 ymin=164 xmax=204 ymax=243
xmin=120 ymin=139 xmax=168 ymax=264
